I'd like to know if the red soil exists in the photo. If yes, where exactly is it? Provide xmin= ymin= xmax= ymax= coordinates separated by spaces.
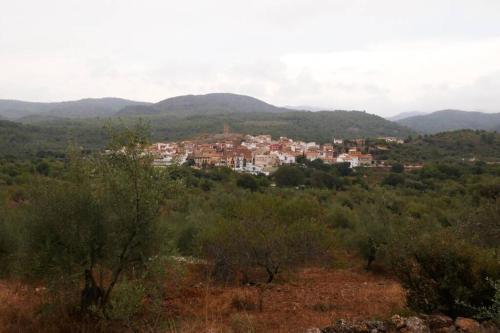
xmin=0 ymin=267 xmax=405 ymax=333
xmin=164 ymin=267 xmax=406 ymax=332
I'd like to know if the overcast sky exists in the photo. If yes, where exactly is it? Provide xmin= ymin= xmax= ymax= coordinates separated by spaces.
xmin=1 ymin=0 xmax=500 ymax=116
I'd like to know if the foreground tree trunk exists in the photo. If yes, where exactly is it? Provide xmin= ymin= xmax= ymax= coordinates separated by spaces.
xmin=80 ymin=269 xmax=104 ymax=312
xmin=265 ymin=265 xmax=280 ymax=283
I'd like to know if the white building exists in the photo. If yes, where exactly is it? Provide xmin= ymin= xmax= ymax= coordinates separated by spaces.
xmin=333 ymin=138 xmax=343 ymax=145
xmin=270 ymin=151 xmax=296 ymax=165
xmin=336 ymin=153 xmax=359 ymax=168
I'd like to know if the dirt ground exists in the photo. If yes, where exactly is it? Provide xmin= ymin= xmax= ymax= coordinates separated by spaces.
xmin=0 ymin=266 xmax=405 ymax=333
xmin=164 ymin=266 xmax=406 ymax=333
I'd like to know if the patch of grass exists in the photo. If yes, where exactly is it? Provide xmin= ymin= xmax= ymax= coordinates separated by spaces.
xmin=312 ymin=301 xmax=336 ymax=312
xmin=229 ymin=313 xmax=257 ymax=333
xmin=231 ymin=294 xmax=257 ymax=311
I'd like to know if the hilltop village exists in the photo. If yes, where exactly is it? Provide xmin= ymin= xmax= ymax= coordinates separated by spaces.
xmin=147 ymin=127 xmax=404 ymax=175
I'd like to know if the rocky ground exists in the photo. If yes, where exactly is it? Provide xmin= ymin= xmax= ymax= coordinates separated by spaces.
xmin=307 ymin=315 xmax=499 ymax=333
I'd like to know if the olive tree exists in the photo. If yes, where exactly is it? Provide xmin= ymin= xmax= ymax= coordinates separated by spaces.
xmin=23 ymin=125 xmax=170 ymax=316
xmin=199 ymin=194 xmax=334 ymax=284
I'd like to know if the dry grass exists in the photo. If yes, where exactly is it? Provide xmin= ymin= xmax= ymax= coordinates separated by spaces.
xmin=0 ymin=280 xmax=44 ymax=333
xmin=0 ymin=264 xmax=405 ymax=333
xmin=162 ymin=264 xmax=405 ymax=333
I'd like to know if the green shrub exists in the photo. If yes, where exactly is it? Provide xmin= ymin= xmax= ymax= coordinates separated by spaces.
xmin=236 ymin=174 xmax=259 ymax=192
xmin=0 ymin=212 xmax=19 ymax=276
xmin=326 ymin=205 xmax=357 ymax=229
xmin=391 ymin=163 xmax=405 ymax=173
xmin=273 ymin=166 xmax=305 ymax=187
xmin=388 ymin=230 xmax=500 ymax=317
xmin=107 ymin=280 xmax=146 ymax=321
xmin=382 ymin=173 xmax=405 ymax=186
xmin=198 ymin=194 xmax=334 ymax=283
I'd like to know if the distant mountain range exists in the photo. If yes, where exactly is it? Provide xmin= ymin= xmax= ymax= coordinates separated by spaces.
xmin=388 ymin=111 xmax=428 ymax=121
xmin=0 ymin=98 xmax=151 ymax=120
xmin=396 ymin=110 xmax=500 ymax=133
xmin=2 ymin=93 xmax=500 ymax=160
xmin=283 ymin=105 xmax=334 ymax=112
xmin=0 ymin=93 xmax=293 ymax=120
xmin=0 ymin=93 xmax=413 ymax=139
xmin=0 ymin=93 xmax=418 ymax=157
xmin=2 ymin=93 xmax=499 ymax=143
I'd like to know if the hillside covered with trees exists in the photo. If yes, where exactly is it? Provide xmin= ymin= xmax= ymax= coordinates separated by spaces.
xmin=381 ymin=130 xmax=500 ymax=163
xmin=1 ymin=111 xmax=415 ymax=158
xmin=0 ymin=98 xmax=151 ymax=120
xmin=397 ymin=110 xmax=500 ymax=133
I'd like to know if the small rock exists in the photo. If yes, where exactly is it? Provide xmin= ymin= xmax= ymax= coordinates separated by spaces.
xmin=353 ymin=322 xmax=370 ymax=333
xmin=433 ymin=327 xmax=457 ymax=333
xmin=480 ymin=320 xmax=500 ymax=333
xmin=321 ymin=320 xmax=372 ymax=333
xmin=391 ymin=315 xmax=407 ymax=329
xmin=454 ymin=317 xmax=481 ymax=333
xmin=401 ymin=316 xmax=430 ymax=333
xmin=425 ymin=314 xmax=454 ymax=330
xmin=366 ymin=320 xmax=387 ymax=332
xmin=306 ymin=328 xmax=322 ymax=333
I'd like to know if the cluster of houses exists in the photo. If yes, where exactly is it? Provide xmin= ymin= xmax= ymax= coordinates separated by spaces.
xmin=145 ymin=132 xmax=399 ymax=175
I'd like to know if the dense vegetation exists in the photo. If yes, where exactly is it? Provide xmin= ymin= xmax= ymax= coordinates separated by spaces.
xmin=0 ymin=119 xmax=108 ymax=158
xmin=398 ymin=110 xmax=500 ymax=134
xmin=117 ymin=93 xmax=287 ymax=116
xmin=1 ymin=109 xmax=416 ymax=158
xmin=143 ymin=110 xmax=413 ymax=142
xmin=380 ymin=130 xmax=500 ymax=163
xmin=0 ymin=126 xmax=499 ymax=331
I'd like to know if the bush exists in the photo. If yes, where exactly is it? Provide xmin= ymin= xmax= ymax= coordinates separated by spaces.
xmin=236 ymin=174 xmax=259 ymax=192
xmin=35 ymin=161 xmax=50 ymax=176
xmin=334 ymin=162 xmax=352 ymax=177
xmin=107 ymin=280 xmax=146 ymax=321
xmin=391 ymin=163 xmax=405 ymax=173
xmin=382 ymin=173 xmax=405 ymax=186
xmin=198 ymin=194 xmax=334 ymax=283
xmin=326 ymin=205 xmax=357 ymax=229
xmin=462 ymin=278 xmax=500 ymax=324
xmin=273 ymin=166 xmax=305 ymax=187
xmin=309 ymin=170 xmax=338 ymax=189
xmin=388 ymin=230 xmax=500 ymax=317
xmin=0 ymin=212 xmax=20 ymax=276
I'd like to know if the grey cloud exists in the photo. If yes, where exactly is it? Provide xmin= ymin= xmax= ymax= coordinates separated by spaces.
xmin=1 ymin=1 xmax=500 ymax=116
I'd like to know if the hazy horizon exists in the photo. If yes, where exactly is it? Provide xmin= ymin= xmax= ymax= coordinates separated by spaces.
xmin=1 ymin=0 xmax=500 ymax=117
xmin=1 ymin=93 xmax=498 ymax=118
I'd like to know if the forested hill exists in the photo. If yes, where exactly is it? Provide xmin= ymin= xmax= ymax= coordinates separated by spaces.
xmin=117 ymin=93 xmax=290 ymax=116
xmin=0 ymin=110 xmax=414 ymax=158
xmin=0 ymin=119 xmax=108 ymax=157
xmin=146 ymin=110 xmax=414 ymax=142
xmin=397 ymin=110 xmax=500 ymax=133
xmin=0 ymin=98 xmax=151 ymax=120
xmin=383 ymin=130 xmax=500 ymax=163
xmin=1 ymin=93 xmax=289 ymax=120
